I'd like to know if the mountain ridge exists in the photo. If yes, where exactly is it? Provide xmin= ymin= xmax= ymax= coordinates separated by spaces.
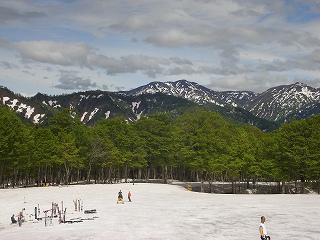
xmin=122 ymin=80 xmax=320 ymax=122
xmin=1 ymin=80 xmax=319 ymax=131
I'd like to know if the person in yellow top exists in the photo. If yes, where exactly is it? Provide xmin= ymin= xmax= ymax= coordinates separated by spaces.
xmin=117 ymin=190 xmax=124 ymax=204
xmin=259 ymin=216 xmax=270 ymax=240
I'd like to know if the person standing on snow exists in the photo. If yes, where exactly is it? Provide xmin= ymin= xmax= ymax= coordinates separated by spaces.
xmin=117 ymin=190 xmax=124 ymax=204
xmin=128 ymin=191 xmax=132 ymax=202
xmin=259 ymin=216 xmax=271 ymax=240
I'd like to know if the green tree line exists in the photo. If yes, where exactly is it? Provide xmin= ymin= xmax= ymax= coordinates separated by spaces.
xmin=1 ymin=105 xmax=319 ymax=193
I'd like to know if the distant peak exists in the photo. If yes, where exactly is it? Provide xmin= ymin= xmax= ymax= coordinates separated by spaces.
xmin=174 ymin=79 xmax=189 ymax=83
xmin=294 ymin=82 xmax=307 ymax=86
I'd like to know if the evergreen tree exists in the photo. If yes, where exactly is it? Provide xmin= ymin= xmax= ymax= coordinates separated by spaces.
xmin=0 ymin=106 xmax=28 ymax=187
xmin=48 ymin=108 xmax=81 ymax=184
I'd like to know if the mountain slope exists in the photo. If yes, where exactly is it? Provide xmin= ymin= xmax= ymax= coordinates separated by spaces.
xmin=123 ymin=80 xmax=226 ymax=106
xmin=1 ymin=87 xmax=199 ymax=126
xmin=1 ymin=80 xmax=319 ymax=131
xmin=123 ymin=80 xmax=320 ymax=123
xmin=122 ymin=80 xmax=280 ymax=130
xmin=243 ymin=82 xmax=320 ymax=121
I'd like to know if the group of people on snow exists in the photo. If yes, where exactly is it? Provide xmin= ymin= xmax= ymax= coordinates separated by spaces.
xmin=11 ymin=210 xmax=25 ymax=227
xmin=9 ymin=187 xmax=271 ymax=239
xmin=117 ymin=189 xmax=270 ymax=238
xmin=117 ymin=190 xmax=132 ymax=204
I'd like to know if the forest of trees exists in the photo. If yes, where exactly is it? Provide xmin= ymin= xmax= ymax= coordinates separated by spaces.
xmin=0 ymin=105 xmax=319 ymax=194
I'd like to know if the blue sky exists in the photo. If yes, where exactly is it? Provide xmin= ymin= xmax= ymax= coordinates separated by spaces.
xmin=0 ymin=0 xmax=320 ymax=96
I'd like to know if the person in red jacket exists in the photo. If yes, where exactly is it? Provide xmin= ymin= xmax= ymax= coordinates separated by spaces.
xmin=128 ymin=191 xmax=132 ymax=202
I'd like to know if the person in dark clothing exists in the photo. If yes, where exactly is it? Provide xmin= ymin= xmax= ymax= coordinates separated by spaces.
xmin=117 ymin=190 xmax=124 ymax=204
xmin=11 ymin=214 xmax=17 ymax=224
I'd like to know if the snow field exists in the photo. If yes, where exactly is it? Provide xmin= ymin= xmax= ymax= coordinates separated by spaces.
xmin=0 ymin=183 xmax=319 ymax=240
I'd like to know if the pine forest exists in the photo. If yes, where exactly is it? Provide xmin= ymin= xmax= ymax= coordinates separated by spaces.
xmin=1 ymin=105 xmax=319 ymax=194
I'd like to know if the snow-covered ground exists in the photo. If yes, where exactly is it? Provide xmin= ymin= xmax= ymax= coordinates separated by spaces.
xmin=0 ymin=183 xmax=319 ymax=240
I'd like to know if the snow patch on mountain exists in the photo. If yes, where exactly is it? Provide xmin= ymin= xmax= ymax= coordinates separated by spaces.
xmin=89 ymin=108 xmax=100 ymax=121
xmin=43 ymin=100 xmax=61 ymax=108
xmin=81 ymin=112 xmax=88 ymax=122
xmin=1 ymin=80 xmax=319 ymax=125
xmin=105 ymin=111 xmax=111 ymax=119
xmin=131 ymin=101 xmax=141 ymax=112
xmin=33 ymin=113 xmax=45 ymax=123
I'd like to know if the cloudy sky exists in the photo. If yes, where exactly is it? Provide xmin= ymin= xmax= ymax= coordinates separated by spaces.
xmin=1 ymin=0 xmax=320 ymax=96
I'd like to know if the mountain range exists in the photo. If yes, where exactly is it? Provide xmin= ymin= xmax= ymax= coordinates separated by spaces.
xmin=1 ymin=80 xmax=319 ymax=131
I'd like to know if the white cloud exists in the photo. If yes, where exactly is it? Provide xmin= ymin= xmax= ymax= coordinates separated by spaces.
xmin=13 ymin=41 xmax=93 ymax=67
xmin=0 ymin=3 xmax=46 ymax=24
xmin=1 ymin=0 xmax=320 ymax=94
xmin=207 ymin=73 xmax=293 ymax=92
xmin=54 ymin=70 xmax=97 ymax=90
xmin=7 ymin=40 xmax=202 ymax=79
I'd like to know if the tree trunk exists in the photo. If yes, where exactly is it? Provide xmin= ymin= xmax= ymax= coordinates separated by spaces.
xmin=163 ymin=165 xmax=168 ymax=184
xmin=77 ymin=169 xmax=80 ymax=183
xmin=281 ymin=180 xmax=286 ymax=194
xmin=37 ymin=167 xmax=41 ymax=187
xmin=153 ymin=168 xmax=156 ymax=179
xmin=12 ymin=168 xmax=17 ymax=188
xmin=57 ymin=168 xmax=61 ymax=185
xmin=301 ymin=181 xmax=305 ymax=194
xmin=232 ymin=177 xmax=236 ymax=194
xmin=44 ymin=164 xmax=48 ymax=186
xmin=86 ymin=159 xmax=92 ymax=184
xmin=99 ymin=167 xmax=103 ymax=183
xmin=208 ymin=180 xmax=212 ymax=193
xmin=200 ymin=179 xmax=204 ymax=193
xmin=246 ymin=180 xmax=250 ymax=190
xmin=146 ymin=168 xmax=150 ymax=182
xmin=252 ymin=175 xmax=257 ymax=190
xmin=64 ymin=166 xmax=71 ymax=185
xmin=0 ymin=163 xmax=4 ymax=187
xmin=124 ymin=161 xmax=128 ymax=183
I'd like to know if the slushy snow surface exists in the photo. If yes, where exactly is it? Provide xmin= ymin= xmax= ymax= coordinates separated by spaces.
xmin=0 ymin=183 xmax=319 ymax=240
